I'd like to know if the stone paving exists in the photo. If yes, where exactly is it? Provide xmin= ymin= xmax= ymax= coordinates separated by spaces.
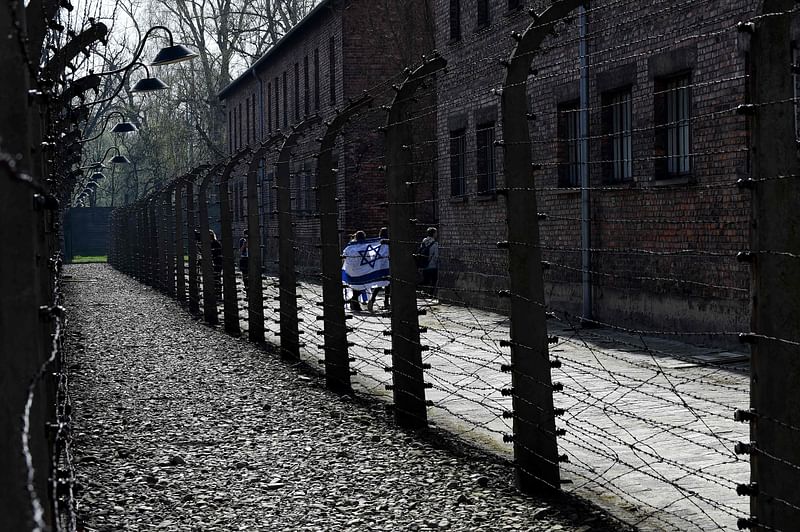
xmin=67 ymin=264 xmax=625 ymax=532
xmin=199 ymin=275 xmax=750 ymax=531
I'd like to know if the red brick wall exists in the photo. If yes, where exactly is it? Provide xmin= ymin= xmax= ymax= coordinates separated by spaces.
xmin=435 ymin=0 xmax=758 ymax=338
xmin=221 ymin=0 xmax=435 ymax=276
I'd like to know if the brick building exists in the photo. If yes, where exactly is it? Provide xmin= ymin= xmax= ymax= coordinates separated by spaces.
xmin=219 ymin=0 xmax=435 ymax=274
xmin=434 ymin=0 xmax=761 ymax=337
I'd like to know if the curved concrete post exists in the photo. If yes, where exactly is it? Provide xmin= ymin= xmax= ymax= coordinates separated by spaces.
xmin=744 ymin=1 xmax=800 ymax=529
xmin=184 ymin=172 xmax=202 ymax=315
xmin=174 ymin=166 xmax=208 ymax=305
xmin=199 ymin=162 xmax=226 ymax=325
xmin=276 ymin=116 xmax=320 ymax=361
xmin=245 ymin=134 xmax=285 ymax=343
xmin=218 ymin=148 xmax=254 ymax=335
xmin=385 ymin=54 xmax=446 ymax=429
xmin=317 ymin=94 xmax=372 ymax=393
xmin=501 ymin=0 xmax=584 ymax=494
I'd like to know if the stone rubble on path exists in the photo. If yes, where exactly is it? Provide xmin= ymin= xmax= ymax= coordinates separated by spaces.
xmin=66 ymin=265 xmax=627 ymax=532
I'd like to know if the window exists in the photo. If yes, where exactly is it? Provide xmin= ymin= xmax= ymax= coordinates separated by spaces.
xmin=508 ymin=0 xmax=521 ymax=10
xmin=283 ymin=71 xmax=288 ymax=128
xmin=299 ymin=163 xmax=315 ymax=213
xmin=601 ymin=88 xmax=632 ymax=182
xmin=252 ymin=92 xmax=257 ymax=141
xmin=449 ymin=129 xmax=466 ymax=196
xmin=245 ymin=97 xmax=250 ymax=145
xmin=294 ymin=62 xmax=300 ymax=121
xmin=240 ymin=181 xmax=247 ymax=220
xmin=228 ymin=109 xmax=233 ymax=153
xmin=655 ymin=73 xmax=691 ymax=178
xmin=304 ymin=55 xmax=310 ymax=116
xmin=449 ymin=0 xmax=461 ymax=41
xmin=233 ymin=181 xmax=240 ymax=221
xmin=476 ymin=123 xmax=497 ymax=193
xmin=477 ymin=0 xmax=489 ymax=28
xmin=267 ymin=82 xmax=272 ymax=133
xmin=557 ymin=100 xmax=581 ymax=187
xmin=274 ymin=77 xmax=280 ymax=131
xmin=314 ymin=48 xmax=320 ymax=110
xmin=329 ymin=37 xmax=336 ymax=105
xmin=262 ymin=170 xmax=278 ymax=218
xmin=237 ymin=102 xmax=242 ymax=149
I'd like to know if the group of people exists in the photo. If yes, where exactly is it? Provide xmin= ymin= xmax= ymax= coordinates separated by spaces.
xmin=197 ymin=224 xmax=440 ymax=313
xmin=195 ymin=229 xmax=249 ymax=299
xmin=341 ymin=226 xmax=439 ymax=313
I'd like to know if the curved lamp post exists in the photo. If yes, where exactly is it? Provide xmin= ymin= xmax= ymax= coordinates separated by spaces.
xmin=78 ymin=111 xmax=138 ymax=144
xmin=90 ymin=146 xmax=132 ymax=167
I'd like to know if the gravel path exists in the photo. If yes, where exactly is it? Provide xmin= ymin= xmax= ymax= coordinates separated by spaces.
xmin=66 ymin=264 xmax=626 ymax=532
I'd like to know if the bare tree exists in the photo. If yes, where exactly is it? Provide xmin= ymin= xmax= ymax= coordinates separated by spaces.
xmin=81 ymin=0 xmax=320 ymax=206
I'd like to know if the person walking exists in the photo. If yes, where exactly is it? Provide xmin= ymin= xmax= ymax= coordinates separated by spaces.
xmin=418 ymin=227 xmax=439 ymax=300
xmin=209 ymin=230 xmax=223 ymax=299
xmin=367 ymin=227 xmax=390 ymax=312
xmin=342 ymin=231 xmax=367 ymax=311
xmin=239 ymin=229 xmax=249 ymax=291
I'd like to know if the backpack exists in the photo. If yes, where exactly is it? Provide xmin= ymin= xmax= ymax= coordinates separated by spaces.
xmin=416 ymin=239 xmax=433 ymax=269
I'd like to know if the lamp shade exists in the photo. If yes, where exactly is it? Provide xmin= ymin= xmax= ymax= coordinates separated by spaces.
xmin=110 ymin=155 xmax=132 ymax=164
xmin=111 ymin=121 xmax=138 ymax=133
xmin=151 ymin=44 xmax=198 ymax=66
xmin=91 ymin=172 xmax=105 ymax=181
xmin=86 ymin=181 xmax=98 ymax=189
xmin=131 ymin=77 xmax=169 ymax=92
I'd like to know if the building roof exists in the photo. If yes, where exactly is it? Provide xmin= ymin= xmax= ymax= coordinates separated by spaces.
xmin=217 ymin=0 xmax=336 ymax=101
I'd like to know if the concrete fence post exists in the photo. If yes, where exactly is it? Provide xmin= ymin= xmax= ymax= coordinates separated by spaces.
xmin=200 ymin=163 xmax=225 ymax=325
xmin=246 ymin=134 xmax=284 ymax=343
xmin=317 ymin=94 xmax=372 ymax=393
xmin=147 ymin=195 xmax=159 ymax=288
xmin=185 ymin=175 xmax=201 ymax=315
xmin=174 ymin=181 xmax=187 ymax=304
xmin=162 ymin=187 xmax=176 ymax=297
xmin=276 ymin=116 xmax=320 ymax=361
xmin=219 ymin=148 xmax=254 ymax=335
xmin=384 ymin=54 xmax=446 ymax=429
xmin=500 ymin=1 xmax=585 ymax=493
xmin=739 ymin=2 xmax=800 ymax=529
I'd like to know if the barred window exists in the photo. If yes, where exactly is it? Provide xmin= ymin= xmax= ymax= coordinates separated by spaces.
xmin=274 ymin=77 xmax=279 ymax=131
xmin=329 ymin=37 xmax=336 ymax=105
xmin=476 ymin=123 xmax=496 ymax=194
xmin=314 ymin=48 xmax=320 ymax=110
xmin=245 ymin=97 xmax=250 ymax=145
xmin=477 ymin=0 xmax=490 ymax=28
xmin=228 ymin=109 xmax=233 ymax=153
xmin=304 ymin=55 xmax=310 ymax=116
xmin=655 ymin=73 xmax=691 ymax=179
xmin=449 ymin=128 xmax=466 ymax=196
xmin=294 ymin=62 xmax=300 ymax=121
xmin=557 ymin=100 xmax=581 ymax=187
xmin=267 ymin=82 xmax=272 ymax=133
xmin=283 ymin=71 xmax=288 ymax=128
xmin=602 ymin=88 xmax=633 ymax=182
xmin=449 ymin=0 xmax=461 ymax=41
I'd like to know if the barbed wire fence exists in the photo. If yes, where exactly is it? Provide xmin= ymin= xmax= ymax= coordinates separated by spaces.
xmin=106 ymin=1 xmax=800 ymax=530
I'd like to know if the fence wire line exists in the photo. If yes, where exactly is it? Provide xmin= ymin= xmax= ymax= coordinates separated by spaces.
xmin=101 ymin=1 xmax=800 ymax=530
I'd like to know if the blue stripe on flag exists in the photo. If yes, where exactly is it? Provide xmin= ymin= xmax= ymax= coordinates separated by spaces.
xmin=342 ymin=237 xmax=390 ymax=290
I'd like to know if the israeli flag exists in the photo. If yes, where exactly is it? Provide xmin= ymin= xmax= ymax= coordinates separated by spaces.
xmin=342 ymin=237 xmax=390 ymax=290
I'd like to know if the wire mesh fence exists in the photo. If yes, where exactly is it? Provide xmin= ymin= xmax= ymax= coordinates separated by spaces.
xmin=106 ymin=1 xmax=800 ymax=531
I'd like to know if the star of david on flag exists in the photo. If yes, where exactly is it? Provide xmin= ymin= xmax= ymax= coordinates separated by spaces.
xmin=342 ymin=237 xmax=390 ymax=290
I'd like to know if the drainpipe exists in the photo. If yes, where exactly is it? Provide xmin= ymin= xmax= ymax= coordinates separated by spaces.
xmin=579 ymin=4 xmax=592 ymax=323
